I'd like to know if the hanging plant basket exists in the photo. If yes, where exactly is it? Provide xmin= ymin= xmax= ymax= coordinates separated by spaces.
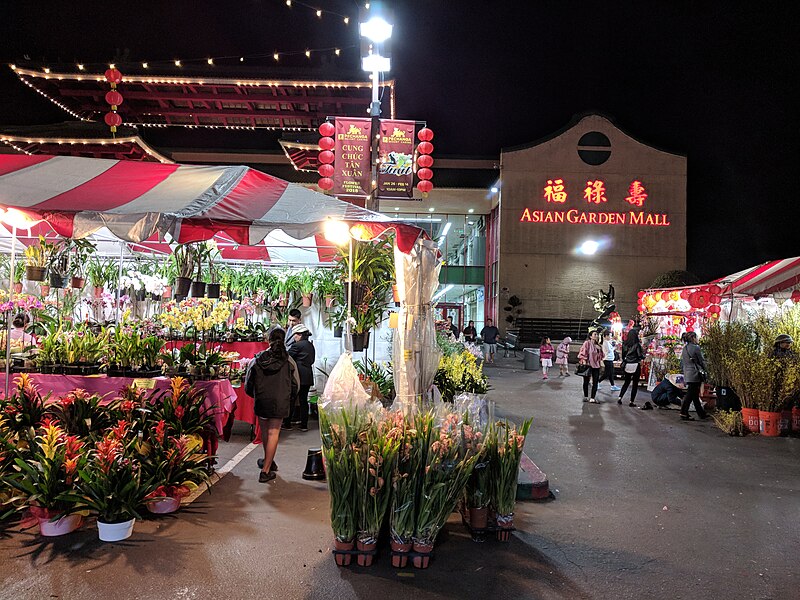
xmin=70 ymin=276 xmax=85 ymax=289
xmin=174 ymin=277 xmax=192 ymax=297
xmin=190 ymin=281 xmax=206 ymax=298
xmin=351 ymin=331 xmax=371 ymax=352
xmin=25 ymin=266 xmax=46 ymax=282
xmin=206 ymin=283 xmax=221 ymax=299
xmin=48 ymin=273 xmax=67 ymax=289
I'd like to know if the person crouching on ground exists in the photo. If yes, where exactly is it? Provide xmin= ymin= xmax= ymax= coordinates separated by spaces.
xmin=679 ymin=331 xmax=709 ymax=421
xmin=539 ymin=336 xmax=555 ymax=380
xmin=556 ymin=336 xmax=572 ymax=377
xmin=578 ymin=330 xmax=604 ymax=403
xmin=245 ymin=327 xmax=300 ymax=482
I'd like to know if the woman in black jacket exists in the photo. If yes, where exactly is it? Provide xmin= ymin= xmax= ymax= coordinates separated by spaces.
xmin=283 ymin=324 xmax=316 ymax=432
xmin=245 ymin=328 xmax=299 ymax=482
xmin=617 ymin=327 xmax=645 ymax=407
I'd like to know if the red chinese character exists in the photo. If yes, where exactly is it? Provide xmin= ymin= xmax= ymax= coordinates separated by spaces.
xmin=583 ymin=180 xmax=607 ymax=204
xmin=626 ymin=180 xmax=648 ymax=207
xmin=544 ymin=178 xmax=567 ymax=203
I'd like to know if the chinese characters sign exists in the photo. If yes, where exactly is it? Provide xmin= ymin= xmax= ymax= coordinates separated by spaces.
xmin=377 ymin=119 xmax=415 ymax=199
xmin=333 ymin=118 xmax=371 ymax=197
xmin=521 ymin=178 xmax=669 ymax=227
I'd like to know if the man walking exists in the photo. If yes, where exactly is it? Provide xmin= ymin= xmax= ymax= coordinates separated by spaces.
xmin=480 ymin=318 xmax=499 ymax=364
xmin=285 ymin=308 xmax=302 ymax=350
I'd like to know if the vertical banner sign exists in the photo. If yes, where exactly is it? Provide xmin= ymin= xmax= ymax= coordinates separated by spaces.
xmin=333 ymin=117 xmax=371 ymax=197
xmin=377 ymin=119 xmax=415 ymax=199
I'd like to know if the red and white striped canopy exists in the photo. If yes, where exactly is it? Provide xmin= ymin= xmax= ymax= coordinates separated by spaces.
xmin=713 ymin=257 xmax=800 ymax=296
xmin=0 ymin=154 xmax=422 ymax=251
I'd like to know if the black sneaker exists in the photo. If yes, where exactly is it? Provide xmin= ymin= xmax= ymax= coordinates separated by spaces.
xmin=299 ymin=425 xmax=309 ymax=432
xmin=259 ymin=471 xmax=276 ymax=483
xmin=680 ymin=414 xmax=695 ymax=421
xmin=280 ymin=423 xmax=293 ymax=431
xmin=257 ymin=459 xmax=278 ymax=471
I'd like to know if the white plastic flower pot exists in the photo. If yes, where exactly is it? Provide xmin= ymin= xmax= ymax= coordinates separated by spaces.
xmin=38 ymin=514 xmax=82 ymax=537
xmin=97 ymin=518 xmax=136 ymax=542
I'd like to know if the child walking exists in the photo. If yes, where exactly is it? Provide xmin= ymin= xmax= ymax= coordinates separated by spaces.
xmin=539 ymin=336 xmax=555 ymax=379
xmin=556 ymin=337 xmax=572 ymax=377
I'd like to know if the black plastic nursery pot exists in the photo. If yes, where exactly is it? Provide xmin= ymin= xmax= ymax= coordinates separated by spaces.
xmin=190 ymin=281 xmax=206 ymax=298
xmin=174 ymin=277 xmax=192 ymax=297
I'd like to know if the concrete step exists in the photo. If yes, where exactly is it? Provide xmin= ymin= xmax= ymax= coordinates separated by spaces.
xmin=517 ymin=452 xmax=551 ymax=501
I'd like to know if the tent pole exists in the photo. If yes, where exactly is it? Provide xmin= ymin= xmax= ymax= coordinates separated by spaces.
xmin=345 ymin=235 xmax=353 ymax=353
xmin=4 ymin=225 xmax=17 ymax=399
xmin=417 ymin=239 xmax=424 ymax=402
xmin=116 ymin=242 xmax=124 ymax=323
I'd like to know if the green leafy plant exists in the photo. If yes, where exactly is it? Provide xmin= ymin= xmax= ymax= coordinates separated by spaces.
xmin=491 ymin=418 xmax=532 ymax=518
xmin=86 ymin=257 xmax=118 ymax=289
xmin=172 ymin=244 xmax=198 ymax=280
xmin=356 ymin=420 xmax=400 ymax=545
xmin=24 ymin=235 xmax=55 ymax=268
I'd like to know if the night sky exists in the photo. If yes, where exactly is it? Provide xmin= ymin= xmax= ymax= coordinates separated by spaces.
xmin=1 ymin=1 xmax=798 ymax=281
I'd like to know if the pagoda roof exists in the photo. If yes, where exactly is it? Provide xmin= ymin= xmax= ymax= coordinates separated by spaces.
xmin=9 ymin=63 xmax=394 ymax=131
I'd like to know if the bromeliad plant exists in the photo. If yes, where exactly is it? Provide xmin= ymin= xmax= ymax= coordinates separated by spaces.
xmin=0 ymin=374 xmax=47 ymax=437
xmin=45 ymin=389 xmax=115 ymax=439
xmin=149 ymin=377 xmax=214 ymax=437
xmin=491 ymin=418 xmax=533 ymax=524
xmin=139 ymin=423 xmax=210 ymax=504
xmin=78 ymin=421 xmax=152 ymax=524
xmin=3 ymin=419 xmax=87 ymax=521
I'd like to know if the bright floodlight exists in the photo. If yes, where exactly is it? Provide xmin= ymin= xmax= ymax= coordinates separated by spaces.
xmin=579 ymin=240 xmax=600 ymax=255
xmin=490 ymin=186 xmax=499 ymax=194
xmin=323 ymin=219 xmax=351 ymax=246
xmin=0 ymin=207 xmax=43 ymax=229
xmin=360 ymin=16 xmax=393 ymax=42
xmin=361 ymin=53 xmax=391 ymax=72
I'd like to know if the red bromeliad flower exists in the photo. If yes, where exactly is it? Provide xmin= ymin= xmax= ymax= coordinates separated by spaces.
xmin=94 ymin=436 xmax=123 ymax=474
xmin=153 ymin=419 xmax=167 ymax=445
xmin=174 ymin=405 xmax=185 ymax=419
xmin=110 ymin=419 xmax=130 ymax=439
xmin=64 ymin=435 xmax=83 ymax=460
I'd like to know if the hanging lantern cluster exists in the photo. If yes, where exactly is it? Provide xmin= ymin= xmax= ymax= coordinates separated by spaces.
xmin=317 ymin=121 xmax=335 ymax=191
xmin=415 ymin=127 xmax=434 ymax=196
xmin=103 ymin=68 xmax=124 ymax=135
xmin=791 ymin=290 xmax=800 ymax=304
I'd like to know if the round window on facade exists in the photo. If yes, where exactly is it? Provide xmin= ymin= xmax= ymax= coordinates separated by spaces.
xmin=577 ymin=131 xmax=611 ymax=166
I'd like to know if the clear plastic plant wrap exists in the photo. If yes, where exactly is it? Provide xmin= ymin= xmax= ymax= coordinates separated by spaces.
xmin=491 ymin=418 xmax=533 ymax=526
xmin=413 ymin=408 xmax=484 ymax=547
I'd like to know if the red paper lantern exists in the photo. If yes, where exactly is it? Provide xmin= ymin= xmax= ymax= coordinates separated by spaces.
xmin=654 ymin=291 xmax=663 ymax=302
xmin=319 ymin=121 xmax=335 ymax=137
xmin=417 ymin=180 xmax=433 ymax=194
xmin=105 ymin=90 xmax=123 ymax=107
xmin=318 ymin=164 xmax=334 ymax=178
xmin=610 ymin=312 xmax=619 ymax=319
xmin=417 ymin=141 xmax=434 ymax=155
xmin=637 ymin=290 xmax=646 ymax=299
xmin=104 ymin=68 xmax=123 ymax=84
xmin=417 ymin=168 xmax=433 ymax=181
xmin=318 ymin=177 xmax=334 ymax=190
xmin=710 ymin=295 xmax=722 ymax=304
xmin=417 ymin=154 xmax=434 ymax=168
xmin=318 ymin=150 xmax=335 ymax=164
xmin=708 ymin=304 xmax=722 ymax=315
xmin=690 ymin=291 xmax=710 ymax=309
xmin=686 ymin=326 xmax=695 ymax=333
xmin=318 ymin=136 xmax=335 ymax=151
xmin=707 ymin=284 xmax=722 ymax=295
xmin=791 ymin=290 xmax=800 ymax=303
xmin=417 ymin=127 xmax=434 ymax=142
xmin=104 ymin=112 xmax=123 ymax=127
xmin=680 ymin=289 xmax=691 ymax=300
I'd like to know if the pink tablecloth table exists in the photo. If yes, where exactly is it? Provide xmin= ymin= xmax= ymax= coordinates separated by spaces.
xmin=0 ymin=374 xmax=236 ymax=454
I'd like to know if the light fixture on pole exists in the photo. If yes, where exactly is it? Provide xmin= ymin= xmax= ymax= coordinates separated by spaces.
xmin=359 ymin=5 xmax=393 ymax=118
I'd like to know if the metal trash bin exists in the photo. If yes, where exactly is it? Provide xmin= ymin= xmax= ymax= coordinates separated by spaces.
xmin=523 ymin=348 xmax=540 ymax=371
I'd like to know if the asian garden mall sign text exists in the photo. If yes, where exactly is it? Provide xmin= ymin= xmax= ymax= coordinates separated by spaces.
xmin=520 ymin=178 xmax=671 ymax=227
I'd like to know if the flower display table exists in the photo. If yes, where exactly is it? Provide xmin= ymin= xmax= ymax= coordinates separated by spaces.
xmin=0 ymin=373 xmax=236 ymax=455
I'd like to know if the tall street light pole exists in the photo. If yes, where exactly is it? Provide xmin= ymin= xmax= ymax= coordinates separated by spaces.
xmin=359 ymin=9 xmax=392 ymax=212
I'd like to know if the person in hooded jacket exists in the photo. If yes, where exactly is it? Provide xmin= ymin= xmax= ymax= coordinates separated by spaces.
xmin=245 ymin=327 xmax=299 ymax=482
xmin=283 ymin=323 xmax=316 ymax=432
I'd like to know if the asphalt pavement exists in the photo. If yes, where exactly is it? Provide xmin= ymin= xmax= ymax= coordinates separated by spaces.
xmin=1 ymin=356 xmax=798 ymax=600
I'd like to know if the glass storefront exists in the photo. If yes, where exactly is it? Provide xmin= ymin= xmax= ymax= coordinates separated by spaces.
xmin=390 ymin=211 xmax=487 ymax=333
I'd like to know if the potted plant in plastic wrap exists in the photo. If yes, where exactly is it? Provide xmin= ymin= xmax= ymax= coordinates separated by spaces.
xmin=388 ymin=411 xmax=421 ymax=567
xmin=355 ymin=412 xmax=399 ymax=566
xmin=490 ymin=418 xmax=532 ymax=541
xmin=413 ymin=410 xmax=483 ymax=568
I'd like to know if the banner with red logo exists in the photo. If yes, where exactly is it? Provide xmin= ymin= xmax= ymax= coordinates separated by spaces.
xmin=377 ymin=119 xmax=416 ymax=200
xmin=333 ymin=117 xmax=371 ymax=197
